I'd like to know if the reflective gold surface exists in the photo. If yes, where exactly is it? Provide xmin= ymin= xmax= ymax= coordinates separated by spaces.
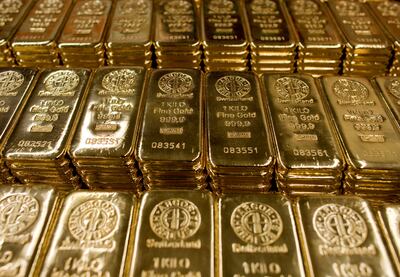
xmin=39 ymin=191 xmax=134 ymax=276
xmin=218 ymin=193 xmax=305 ymax=277
xmin=295 ymin=196 xmax=397 ymax=277
xmin=374 ymin=76 xmax=400 ymax=126
xmin=129 ymin=190 xmax=214 ymax=277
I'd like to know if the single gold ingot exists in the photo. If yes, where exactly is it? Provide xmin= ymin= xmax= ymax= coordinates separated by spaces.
xmin=373 ymin=76 xmax=400 ymax=126
xmin=0 ymin=185 xmax=60 ymax=276
xmin=320 ymin=76 xmax=400 ymax=173
xmin=129 ymin=190 xmax=214 ymax=277
xmin=136 ymin=69 xmax=203 ymax=166
xmin=295 ymin=196 xmax=397 ymax=277
xmin=39 ymin=191 xmax=135 ymax=276
xmin=218 ymin=193 xmax=305 ymax=277
xmin=4 ymin=68 xmax=91 ymax=162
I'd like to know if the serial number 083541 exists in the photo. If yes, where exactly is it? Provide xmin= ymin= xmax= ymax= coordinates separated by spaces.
xmin=151 ymin=142 xmax=186 ymax=150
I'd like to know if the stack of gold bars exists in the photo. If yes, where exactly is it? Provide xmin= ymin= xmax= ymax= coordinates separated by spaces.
xmin=11 ymin=0 xmax=74 ymax=67
xmin=368 ymin=0 xmax=400 ymax=76
xmin=137 ymin=69 xmax=206 ymax=189
xmin=205 ymin=71 xmax=274 ymax=192
xmin=58 ymin=0 xmax=112 ymax=68
xmin=201 ymin=0 xmax=249 ymax=71
xmin=320 ymin=76 xmax=400 ymax=200
xmin=327 ymin=0 xmax=391 ymax=76
xmin=3 ymin=68 xmax=91 ymax=189
xmin=70 ymin=67 xmax=145 ymax=190
xmin=105 ymin=0 xmax=153 ymax=67
xmin=262 ymin=74 xmax=344 ymax=195
xmin=244 ymin=0 xmax=297 ymax=74
xmin=287 ymin=0 xmax=344 ymax=75
xmin=153 ymin=0 xmax=201 ymax=69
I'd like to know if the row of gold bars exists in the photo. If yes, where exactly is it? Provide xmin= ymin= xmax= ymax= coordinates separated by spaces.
xmin=0 ymin=66 xmax=399 ymax=200
xmin=2 ymin=0 xmax=400 ymax=75
xmin=0 ymin=186 xmax=399 ymax=276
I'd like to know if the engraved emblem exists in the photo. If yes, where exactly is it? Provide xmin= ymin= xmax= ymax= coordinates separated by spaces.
xmin=0 ymin=71 xmax=24 ymax=93
xmin=164 ymin=0 xmax=192 ymax=14
xmin=44 ymin=70 xmax=80 ymax=95
xmin=0 ymin=195 xmax=39 ymax=236
xmin=158 ymin=72 xmax=193 ymax=97
xmin=68 ymin=200 xmax=118 ymax=242
xmin=102 ymin=69 xmax=137 ymax=94
xmin=313 ymin=204 xmax=367 ymax=248
xmin=377 ymin=2 xmax=400 ymax=17
xmin=230 ymin=202 xmax=283 ymax=246
xmin=250 ymin=0 xmax=277 ymax=14
xmin=335 ymin=1 xmax=360 ymax=16
xmin=274 ymin=77 xmax=310 ymax=100
xmin=38 ymin=0 xmax=64 ymax=14
xmin=215 ymin=76 xmax=251 ymax=98
xmin=208 ymin=0 xmax=234 ymax=14
xmin=291 ymin=0 xmax=319 ymax=15
xmin=387 ymin=79 xmax=400 ymax=99
xmin=121 ymin=0 xmax=148 ymax=14
xmin=78 ymin=0 xmax=105 ymax=15
xmin=150 ymin=198 xmax=201 ymax=241
xmin=333 ymin=79 xmax=369 ymax=103
xmin=0 ymin=0 xmax=23 ymax=14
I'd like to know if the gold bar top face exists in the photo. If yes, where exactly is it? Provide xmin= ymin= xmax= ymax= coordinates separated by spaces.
xmin=218 ymin=194 xmax=305 ymax=277
xmin=374 ymin=77 xmax=400 ymax=124
xmin=263 ymin=74 xmax=343 ymax=172
xmin=286 ymin=0 xmax=343 ymax=48
xmin=326 ymin=0 xmax=390 ymax=49
xmin=106 ymin=0 xmax=153 ymax=47
xmin=137 ymin=69 xmax=202 ymax=164
xmin=205 ymin=71 xmax=273 ymax=168
xmin=58 ymin=0 xmax=113 ymax=47
xmin=295 ymin=196 xmax=397 ymax=277
xmin=368 ymin=1 xmax=400 ymax=42
xmin=378 ymin=205 xmax=400 ymax=269
xmin=154 ymin=0 xmax=199 ymax=47
xmin=0 ymin=68 xmax=38 ymax=145
xmin=320 ymin=76 xmax=400 ymax=172
xmin=4 ymin=68 xmax=91 ymax=161
xmin=40 ymin=191 xmax=134 ymax=276
xmin=130 ymin=190 xmax=214 ymax=277
xmin=70 ymin=67 xmax=145 ymax=159
xmin=0 ymin=185 xmax=58 ymax=276
xmin=0 ymin=0 xmax=33 ymax=44
xmin=202 ymin=0 xmax=247 ymax=47
xmin=244 ymin=0 xmax=295 ymax=47
xmin=12 ymin=0 xmax=74 ymax=46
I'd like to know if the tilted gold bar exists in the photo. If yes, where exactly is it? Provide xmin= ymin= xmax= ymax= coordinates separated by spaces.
xmin=218 ymin=193 xmax=305 ymax=277
xmin=4 ymin=68 xmax=91 ymax=161
xmin=320 ymin=76 xmax=400 ymax=173
xmin=129 ymin=190 xmax=214 ymax=277
xmin=367 ymin=1 xmax=400 ymax=45
xmin=0 ymin=185 xmax=60 ymax=276
xmin=295 ymin=196 xmax=398 ymax=277
xmin=38 ymin=191 xmax=135 ymax=276
xmin=70 ymin=67 xmax=146 ymax=160
xmin=373 ymin=76 xmax=400 ymax=126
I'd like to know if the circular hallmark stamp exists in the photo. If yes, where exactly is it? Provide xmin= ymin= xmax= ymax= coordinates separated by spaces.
xmin=291 ymin=0 xmax=319 ymax=15
xmin=164 ymin=0 xmax=192 ymax=14
xmin=335 ymin=1 xmax=360 ymax=16
xmin=230 ymin=202 xmax=283 ymax=246
xmin=0 ymin=71 xmax=24 ymax=93
xmin=215 ymin=75 xmax=251 ymax=98
xmin=0 ymin=0 xmax=23 ymax=13
xmin=44 ymin=70 xmax=80 ymax=94
xmin=150 ymin=198 xmax=201 ymax=241
xmin=274 ymin=77 xmax=310 ymax=100
xmin=333 ymin=79 xmax=369 ymax=102
xmin=102 ymin=69 xmax=137 ymax=93
xmin=68 ymin=200 xmax=118 ymax=242
xmin=387 ymin=79 xmax=400 ymax=99
xmin=251 ymin=0 xmax=277 ymax=14
xmin=378 ymin=1 xmax=400 ymax=17
xmin=158 ymin=72 xmax=193 ymax=96
xmin=313 ymin=204 xmax=367 ymax=248
xmin=0 ymin=194 xmax=39 ymax=235
xmin=208 ymin=0 xmax=234 ymax=14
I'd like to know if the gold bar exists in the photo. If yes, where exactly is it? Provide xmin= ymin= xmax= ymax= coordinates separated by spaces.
xmin=218 ymin=193 xmax=305 ymax=277
xmin=205 ymin=72 xmax=274 ymax=170
xmin=295 ymin=196 xmax=398 ymax=277
xmin=38 ymin=191 xmax=135 ymax=276
xmin=70 ymin=67 xmax=146 ymax=160
xmin=137 ymin=69 xmax=203 ymax=167
xmin=367 ymin=1 xmax=400 ymax=45
xmin=320 ymin=76 xmax=400 ymax=173
xmin=4 ymin=68 xmax=91 ymax=162
xmin=373 ymin=76 xmax=400 ymax=126
xmin=0 ymin=185 xmax=60 ymax=276
xmin=129 ymin=190 xmax=214 ymax=277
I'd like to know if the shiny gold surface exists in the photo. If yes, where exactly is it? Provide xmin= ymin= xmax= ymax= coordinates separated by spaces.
xmin=374 ymin=76 xmax=400 ymax=126
xmin=129 ymin=190 xmax=214 ymax=277
xmin=295 ymin=196 xmax=397 ymax=277
xmin=39 ymin=190 xmax=134 ymax=276
xmin=0 ymin=185 xmax=59 ymax=276
xmin=218 ymin=193 xmax=305 ymax=277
